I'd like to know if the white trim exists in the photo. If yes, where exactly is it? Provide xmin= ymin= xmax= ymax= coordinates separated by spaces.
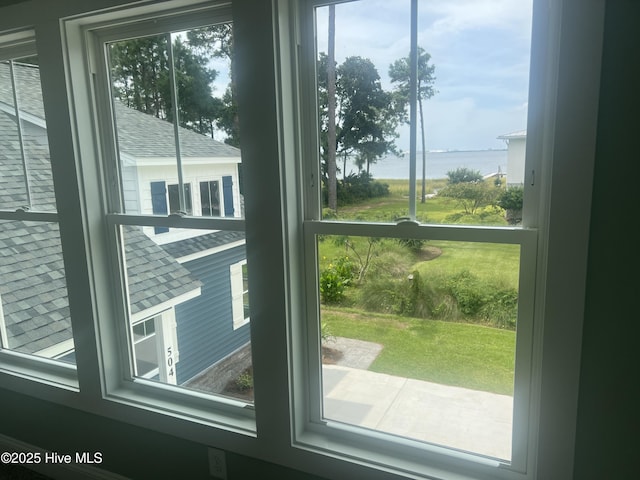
xmin=123 ymin=156 xmax=241 ymax=167
xmin=130 ymin=288 xmax=201 ymax=323
xmin=230 ymin=259 xmax=249 ymax=330
xmin=0 ymin=293 xmax=9 ymax=349
xmin=0 ymin=101 xmax=48 ymax=129
xmin=174 ymin=238 xmax=246 ymax=264
xmin=35 ymin=339 xmax=75 ymax=359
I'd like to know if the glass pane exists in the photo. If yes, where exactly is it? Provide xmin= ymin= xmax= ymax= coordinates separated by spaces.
xmin=318 ymin=234 xmax=519 ymax=460
xmin=0 ymin=57 xmax=57 ymax=212
xmin=315 ymin=0 xmax=531 ymax=226
xmin=108 ymin=22 xmax=244 ymax=220
xmin=121 ymin=225 xmax=252 ymax=402
xmin=0 ymin=220 xmax=75 ymax=364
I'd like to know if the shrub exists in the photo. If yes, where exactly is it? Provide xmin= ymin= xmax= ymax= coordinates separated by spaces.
xmin=335 ymin=171 xmax=390 ymax=205
xmin=319 ymin=256 xmax=356 ymax=304
xmin=497 ymin=186 xmax=524 ymax=211
xmin=235 ymin=369 xmax=253 ymax=391
xmin=446 ymin=167 xmax=483 ymax=184
xmin=397 ymin=237 xmax=426 ymax=253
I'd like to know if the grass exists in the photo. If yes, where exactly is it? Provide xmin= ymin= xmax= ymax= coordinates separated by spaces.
xmin=335 ymin=178 xmax=507 ymax=225
xmin=322 ymin=306 xmax=515 ymax=395
xmin=318 ymin=178 xmax=519 ymax=394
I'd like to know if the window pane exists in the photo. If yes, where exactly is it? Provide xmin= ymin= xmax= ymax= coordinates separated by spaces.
xmin=0 ymin=57 xmax=57 ymax=212
xmin=108 ymin=24 xmax=244 ymax=220
xmin=0 ymin=220 xmax=75 ymax=363
xmin=121 ymin=226 xmax=252 ymax=402
xmin=315 ymin=1 xmax=531 ymax=226
xmin=318 ymin=234 xmax=519 ymax=460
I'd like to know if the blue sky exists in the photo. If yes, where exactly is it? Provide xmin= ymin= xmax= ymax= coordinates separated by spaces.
xmin=315 ymin=0 xmax=533 ymax=152
xmin=209 ymin=0 xmax=533 ymax=152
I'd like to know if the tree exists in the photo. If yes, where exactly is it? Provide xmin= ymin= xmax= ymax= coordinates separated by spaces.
xmin=317 ymin=54 xmax=400 ymax=206
xmin=389 ymin=47 xmax=436 ymax=202
xmin=439 ymin=181 xmax=500 ymax=215
xmin=109 ymin=32 xmax=226 ymax=141
xmin=186 ymin=24 xmax=240 ymax=147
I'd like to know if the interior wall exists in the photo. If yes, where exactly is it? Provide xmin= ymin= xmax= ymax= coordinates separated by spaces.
xmin=573 ymin=1 xmax=638 ymax=479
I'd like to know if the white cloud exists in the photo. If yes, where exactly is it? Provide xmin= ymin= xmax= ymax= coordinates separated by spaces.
xmin=305 ymin=0 xmax=532 ymax=151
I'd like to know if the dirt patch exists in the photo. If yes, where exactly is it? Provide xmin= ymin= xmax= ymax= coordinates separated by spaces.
xmin=221 ymin=346 xmax=344 ymax=401
xmin=416 ymin=245 xmax=442 ymax=261
xmin=321 ymin=345 xmax=344 ymax=364
xmin=222 ymin=365 xmax=254 ymax=402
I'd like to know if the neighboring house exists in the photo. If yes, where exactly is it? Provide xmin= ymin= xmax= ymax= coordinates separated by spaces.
xmin=498 ymin=129 xmax=526 ymax=187
xmin=0 ymin=61 xmax=249 ymax=389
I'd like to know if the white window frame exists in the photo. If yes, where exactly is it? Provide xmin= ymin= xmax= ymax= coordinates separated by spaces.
xmin=59 ymin=1 xmax=255 ymax=433
xmin=292 ymin=0 xmax=536 ymax=476
xmin=230 ymin=259 xmax=250 ymax=330
xmin=274 ymin=0 xmax=603 ymax=479
xmin=0 ymin=32 xmax=77 ymax=389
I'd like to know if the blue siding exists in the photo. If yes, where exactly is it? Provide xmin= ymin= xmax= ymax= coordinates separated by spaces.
xmin=174 ymin=245 xmax=249 ymax=384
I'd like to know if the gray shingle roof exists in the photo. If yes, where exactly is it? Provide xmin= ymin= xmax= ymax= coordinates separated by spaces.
xmin=1 ymin=63 xmax=208 ymax=355
xmin=0 ymin=61 xmax=241 ymax=160
xmin=160 ymin=230 xmax=245 ymax=261
xmin=113 ymin=101 xmax=240 ymax=159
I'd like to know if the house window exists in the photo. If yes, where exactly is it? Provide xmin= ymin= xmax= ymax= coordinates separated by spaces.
xmin=200 ymin=176 xmax=235 ymax=217
xmin=230 ymin=259 xmax=249 ymax=330
xmin=200 ymin=180 xmax=220 ymax=217
xmin=132 ymin=316 xmax=159 ymax=378
xmin=168 ymin=183 xmax=192 ymax=215
xmin=0 ymin=40 xmax=76 ymax=375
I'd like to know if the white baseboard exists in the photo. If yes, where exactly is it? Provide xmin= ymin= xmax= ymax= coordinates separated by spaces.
xmin=0 ymin=434 xmax=129 ymax=480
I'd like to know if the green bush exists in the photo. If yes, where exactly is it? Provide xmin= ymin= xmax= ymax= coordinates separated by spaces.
xmin=330 ymin=172 xmax=390 ymax=205
xmin=355 ymin=267 xmax=518 ymax=328
xmin=446 ymin=167 xmax=483 ymax=184
xmin=319 ymin=256 xmax=356 ymax=304
xmin=497 ymin=186 xmax=524 ymax=211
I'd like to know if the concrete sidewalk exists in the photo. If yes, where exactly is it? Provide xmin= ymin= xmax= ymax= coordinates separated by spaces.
xmin=321 ymin=339 xmax=513 ymax=460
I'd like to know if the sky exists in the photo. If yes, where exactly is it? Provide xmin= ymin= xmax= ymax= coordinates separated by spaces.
xmin=315 ymin=0 xmax=533 ymax=152
xmin=208 ymin=0 xmax=534 ymax=152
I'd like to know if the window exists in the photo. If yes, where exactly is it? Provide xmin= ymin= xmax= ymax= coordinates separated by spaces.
xmin=0 ymin=1 xmax=602 ymax=479
xmin=0 ymin=35 xmax=77 ymax=381
xmin=291 ymin=0 xmax=541 ymax=475
xmin=64 ymin=3 xmax=255 ymax=418
xmin=230 ymin=259 xmax=249 ymax=330
xmin=200 ymin=180 xmax=220 ymax=216
xmin=168 ymin=183 xmax=193 ymax=215
xmin=132 ymin=316 xmax=159 ymax=378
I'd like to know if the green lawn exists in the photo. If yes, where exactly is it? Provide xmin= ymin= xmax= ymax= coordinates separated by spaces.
xmin=319 ymin=178 xmax=518 ymax=395
xmin=322 ymin=306 xmax=515 ymax=395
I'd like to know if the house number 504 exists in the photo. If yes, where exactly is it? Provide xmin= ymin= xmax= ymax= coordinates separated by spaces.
xmin=167 ymin=346 xmax=175 ymax=377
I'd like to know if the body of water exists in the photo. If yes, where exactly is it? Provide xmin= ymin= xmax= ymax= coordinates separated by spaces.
xmin=341 ymin=149 xmax=507 ymax=180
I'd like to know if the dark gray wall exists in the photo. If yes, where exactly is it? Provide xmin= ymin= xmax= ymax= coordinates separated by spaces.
xmin=572 ymin=0 xmax=639 ymax=478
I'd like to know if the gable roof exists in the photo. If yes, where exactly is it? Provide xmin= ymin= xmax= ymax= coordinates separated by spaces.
xmin=0 ymin=61 xmax=241 ymax=160
xmin=0 ymin=63 xmax=208 ymax=356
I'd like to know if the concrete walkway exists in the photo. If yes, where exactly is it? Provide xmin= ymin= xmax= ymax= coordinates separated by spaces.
xmin=322 ymin=338 xmax=513 ymax=460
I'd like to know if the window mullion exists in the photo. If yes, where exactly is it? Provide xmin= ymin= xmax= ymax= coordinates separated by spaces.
xmin=166 ymin=32 xmax=186 ymax=215
xmin=408 ymin=0 xmax=418 ymax=220
xmin=8 ymin=59 xmax=32 ymax=209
